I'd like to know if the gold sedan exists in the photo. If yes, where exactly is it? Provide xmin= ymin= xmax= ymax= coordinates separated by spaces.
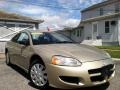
xmin=5 ymin=30 xmax=115 ymax=90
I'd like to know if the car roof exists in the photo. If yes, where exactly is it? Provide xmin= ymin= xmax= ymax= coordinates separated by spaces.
xmin=21 ymin=30 xmax=55 ymax=33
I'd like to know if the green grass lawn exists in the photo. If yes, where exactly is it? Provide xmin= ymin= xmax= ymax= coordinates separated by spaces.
xmin=97 ymin=46 xmax=120 ymax=50
xmin=96 ymin=46 xmax=120 ymax=58
xmin=105 ymin=50 xmax=120 ymax=58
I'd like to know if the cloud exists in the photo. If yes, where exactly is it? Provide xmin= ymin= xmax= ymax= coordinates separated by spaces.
xmin=0 ymin=0 xmax=103 ymax=30
xmin=57 ymin=0 xmax=80 ymax=9
xmin=79 ymin=0 xmax=85 ymax=3
xmin=57 ymin=0 xmax=103 ymax=10
xmin=90 ymin=0 xmax=104 ymax=4
xmin=82 ymin=0 xmax=103 ymax=6
xmin=0 ymin=1 xmax=9 ymax=8
xmin=64 ymin=18 xmax=80 ymax=27
xmin=38 ymin=15 xmax=80 ymax=30
xmin=14 ymin=3 xmax=80 ymax=29
xmin=18 ymin=5 xmax=49 ymax=15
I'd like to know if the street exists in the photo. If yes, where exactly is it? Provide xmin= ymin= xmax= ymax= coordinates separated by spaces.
xmin=0 ymin=59 xmax=120 ymax=90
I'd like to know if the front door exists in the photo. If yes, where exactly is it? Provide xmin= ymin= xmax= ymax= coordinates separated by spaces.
xmin=92 ymin=23 xmax=98 ymax=40
xmin=15 ymin=32 xmax=30 ymax=68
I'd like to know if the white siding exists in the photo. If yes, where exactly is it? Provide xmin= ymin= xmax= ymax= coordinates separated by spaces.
xmin=80 ymin=0 xmax=120 ymax=46
xmin=81 ymin=1 xmax=120 ymax=20
xmin=98 ymin=18 xmax=118 ymax=42
xmin=81 ymin=9 xmax=99 ymax=20
xmin=84 ymin=23 xmax=92 ymax=40
xmin=118 ymin=18 xmax=120 ymax=45
xmin=82 ymin=17 xmax=119 ymax=45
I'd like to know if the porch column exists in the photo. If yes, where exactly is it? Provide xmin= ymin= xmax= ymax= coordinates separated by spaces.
xmin=118 ymin=18 xmax=120 ymax=45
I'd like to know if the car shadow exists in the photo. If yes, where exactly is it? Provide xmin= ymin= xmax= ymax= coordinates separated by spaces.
xmin=49 ymin=82 xmax=110 ymax=90
xmin=10 ymin=64 xmax=29 ymax=79
xmin=9 ymin=64 xmax=40 ymax=89
xmin=10 ymin=64 xmax=110 ymax=90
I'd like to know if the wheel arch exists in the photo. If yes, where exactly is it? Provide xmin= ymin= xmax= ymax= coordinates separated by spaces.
xmin=30 ymin=54 xmax=45 ymax=66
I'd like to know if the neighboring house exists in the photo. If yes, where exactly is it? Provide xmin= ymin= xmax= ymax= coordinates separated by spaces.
xmin=0 ymin=11 xmax=43 ymax=53
xmin=79 ymin=0 xmax=120 ymax=46
xmin=70 ymin=26 xmax=84 ymax=43
xmin=56 ymin=27 xmax=83 ymax=42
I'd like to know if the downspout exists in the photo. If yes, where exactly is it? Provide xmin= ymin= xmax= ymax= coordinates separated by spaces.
xmin=118 ymin=17 xmax=120 ymax=46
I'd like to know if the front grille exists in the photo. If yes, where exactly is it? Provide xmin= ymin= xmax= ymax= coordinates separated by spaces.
xmin=88 ymin=64 xmax=114 ymax=82
xmin=59 ymin=76 xmax=80 ymax=84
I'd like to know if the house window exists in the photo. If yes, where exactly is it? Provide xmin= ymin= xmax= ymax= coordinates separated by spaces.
xmin=5 ymin=24 xmax=15 ymax=28
xmin=105 ymin=21 xmax=110 ymax=33
xmin=115 ymin=4 xmax=119 ymax=13
xmin=76 ymin=29 xmax=83 ymax=37
xmin=80 ymin=30 xmax=82 ymax=37
xmin=19 ymin=25 xmax=33 ymax=29
xmin=73 ymin=30 xmax=76 ymax=35
xmin=77 ymin=30 xmax=80 ymax=37
xmin=100 ymin=8 xmax=103 ymax=16
xmin=73 ymin=29 xmax=82 ymax=37
xmin=93 ymin=24 xmax=97 ymax=33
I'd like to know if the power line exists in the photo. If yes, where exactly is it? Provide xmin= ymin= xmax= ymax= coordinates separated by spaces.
xmin=0 ymin=0 xmax=119 ymax=11
xmin=1 ymin=0 xmax=83 ymax=10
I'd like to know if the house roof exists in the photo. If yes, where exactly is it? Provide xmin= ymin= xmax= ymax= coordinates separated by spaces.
xmin=0 ymin=11 xmax=44 ymax=23
xmin=80 ymin=12 xmax=120 ymax=24
xmin=81 ymin=0 xmax=119 ymax=12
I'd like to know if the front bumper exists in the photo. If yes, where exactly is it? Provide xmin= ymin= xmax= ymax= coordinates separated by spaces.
xmin=46 ymin=59 xmax=115 ymax=89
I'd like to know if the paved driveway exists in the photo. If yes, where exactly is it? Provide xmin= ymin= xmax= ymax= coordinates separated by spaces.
xmin=0 ymin=59 xmax=120 ymax=90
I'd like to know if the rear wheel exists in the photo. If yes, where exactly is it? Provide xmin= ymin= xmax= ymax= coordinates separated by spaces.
xmin=6 ymin=52 xmax=11 ymax=66
xmin=29 ymin=60 xmax=49 ymax=90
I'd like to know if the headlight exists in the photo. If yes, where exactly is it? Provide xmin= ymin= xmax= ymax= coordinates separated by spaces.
xmin=106 ymin=53 xmax=111 ymax=58
xmin=51 ymin=55 xmax=82 ymax=66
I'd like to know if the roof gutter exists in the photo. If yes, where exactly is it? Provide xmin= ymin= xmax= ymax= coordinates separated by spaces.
xmin=80 ymin=13 xmax=120 ymax=24
xmin=0 ymin=18 xmax=44 ymax=24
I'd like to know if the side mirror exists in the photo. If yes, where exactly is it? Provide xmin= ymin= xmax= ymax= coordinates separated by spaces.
xmin=19 ymin=39 xmax=29 ymax=46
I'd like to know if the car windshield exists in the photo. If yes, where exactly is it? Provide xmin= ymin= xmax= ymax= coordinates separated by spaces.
xmin=31 ymin=32 xmax=75 ymax=45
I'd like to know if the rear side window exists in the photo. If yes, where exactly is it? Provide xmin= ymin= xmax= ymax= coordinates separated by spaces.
xmin=11 ymin=33 xmax=21 ymax=43
xmin=17 ymin=33 xmax=28 ymax=42
xmin=17 ymin=33 xmax=30 ymax=45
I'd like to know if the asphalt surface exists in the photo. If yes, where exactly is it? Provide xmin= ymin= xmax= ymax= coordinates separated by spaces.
xmin=0 ymin=59 xmax=120 ymax=90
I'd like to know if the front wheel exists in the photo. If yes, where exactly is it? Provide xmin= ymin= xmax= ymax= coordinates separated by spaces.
xmin=29 ymin=60 xmax=49 ymax=90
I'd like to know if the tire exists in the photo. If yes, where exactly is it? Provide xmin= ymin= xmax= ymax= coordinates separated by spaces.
xmin=6 ymin=52 xmax=11 ymax=66
xmin=29 ymin=60 xmax=49 ymax=90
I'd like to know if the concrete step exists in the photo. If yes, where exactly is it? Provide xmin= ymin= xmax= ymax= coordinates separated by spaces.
xmin=81 ymin=39 xmax=102 ymax=46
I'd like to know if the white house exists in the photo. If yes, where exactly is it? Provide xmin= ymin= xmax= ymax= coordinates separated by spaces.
xmin=79 ymin=0 xmax=120 ymax=46
xmin=0 ymin=11 xmax=43 ymax=53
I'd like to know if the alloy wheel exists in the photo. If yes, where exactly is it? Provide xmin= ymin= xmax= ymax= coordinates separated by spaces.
xmin=30 ymin=63 xmax=48 ymax=87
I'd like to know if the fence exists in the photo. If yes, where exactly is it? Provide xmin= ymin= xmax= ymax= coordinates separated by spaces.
xmin=0 ymin=41 xmax=6 ymax=53
xmin=0 ymin=24 xmax=35 ymax=53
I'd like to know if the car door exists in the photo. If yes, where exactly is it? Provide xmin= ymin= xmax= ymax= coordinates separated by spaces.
xmin=15 ymin=32 xmax=31 ymax=69
xmin=8 ymin=33 xmax=21 ymax=64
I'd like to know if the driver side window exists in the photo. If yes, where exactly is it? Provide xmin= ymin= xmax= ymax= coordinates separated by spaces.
xmin=17 ymin=33 xmax=29 ymax=45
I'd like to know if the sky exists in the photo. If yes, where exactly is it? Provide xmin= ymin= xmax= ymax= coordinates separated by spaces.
xmin=0 ymin=0 xmax=104 ymax=30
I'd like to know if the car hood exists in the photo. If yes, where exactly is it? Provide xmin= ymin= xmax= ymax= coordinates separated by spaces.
xmin=33 ymin=44 xmax=109 ymax=62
